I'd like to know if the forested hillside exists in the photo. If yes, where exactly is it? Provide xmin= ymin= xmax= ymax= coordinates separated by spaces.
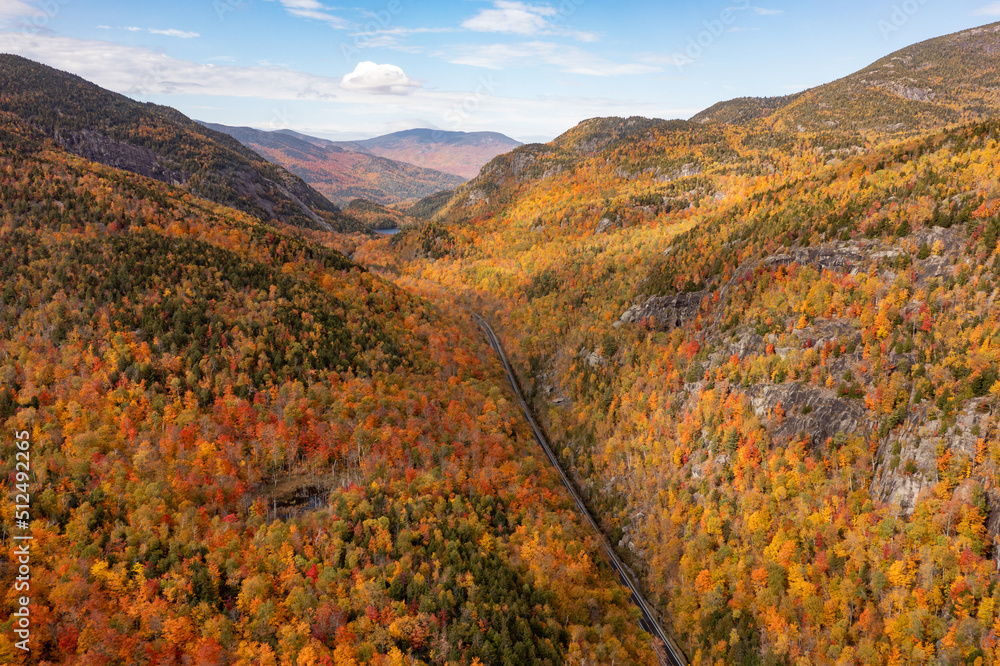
xmin=693 ymin=22 xmax=1000 ymax=135
xmin=0 ymin=100 xmax=656 ymax=663
xmin=359 ymin=21 xmax=1000 ymax=664
xmin=0 ymin=55 xmax=357 ymax=232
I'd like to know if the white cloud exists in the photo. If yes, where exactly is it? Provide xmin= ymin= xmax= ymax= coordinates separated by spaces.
xmin=449 ymin=41 xmax=659 ymax=76
xmin=973 ymin=2 xmax=1000 ymax=15
xmin=461 ymin=1 xmax=598 ymax=41
xmin=264 ymin=0 xmax=349 ymax=28
xmin=351 ymin=26 xmax=454 ymax=44
xmin=638 ymin=53 xmax=695 ymax=68
xmin=0 ymin=33 xmax=344 ymax=99
xmin=87 ymin=25 xmax=200 ymax=39
xmin=149 ymin=29 xmax=200 ymax=39
xmin=340 ymin=61 xmax=419 ymax=94
xmin=462 ymin=1 xmax=555 ymax=35
xmin=0 ymin=32 xmax=689 ymax=143
xmin=364 ymin=26 xmax=455 ymax=36
xmin=0 ymin=0 xmax=42 ymax=23
xmin=355 ymin=34 xmax=400 ymax=48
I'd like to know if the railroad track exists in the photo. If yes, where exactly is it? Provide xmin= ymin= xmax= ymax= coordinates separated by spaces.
xmin=472 ymin=313 xmax=687 ymax=666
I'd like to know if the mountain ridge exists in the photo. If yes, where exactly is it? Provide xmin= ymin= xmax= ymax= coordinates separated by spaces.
xmin=692 ymin=21 xmax=1000 ymax=135
xmin=203 ymin=122 xmax=466 ymax=207
xmin=0 ymin=53 xmax=358 ymax=232
xmin=411 ymin=21 xmax=1000 ymax=231
xmin=323 ymin=127 xmax=523 ymax=179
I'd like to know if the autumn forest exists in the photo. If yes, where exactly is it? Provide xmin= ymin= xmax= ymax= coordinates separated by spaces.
xmin=4 ymin=17 xmax=1000 ymax=666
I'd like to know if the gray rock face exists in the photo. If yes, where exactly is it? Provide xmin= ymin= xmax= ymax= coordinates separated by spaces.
xmin=760 ymin=245 xmax=865 ymax=272
xmin=466 ymin=189 xmax=489 ymax=205
xmin=745 ymin=384 xmax=869 ymax=447
xmin=56 ymin=128 xmax=189 ymax=185
xmin=882 ymin=475 xmax=930 ymax=514
xmin=595 ymin=217 xmax=617 ymax=234
xmin=618 ymin=292 xmax=705 ymax=330
xmin=508 ymin=151 xmax=538 ymax=178
xmin=873 ymin=399 xmax=991 ymax=516
xmin=863 ymin=79 xmax=938 ymax=103
xmin=539 ymin=383 xmax=572 ymax=408
xmin=658 ymin=162 xmax=702 ymax=183
xmin=585 ymin=350 xmax=605 ymax=368
xmin=720 ymin=333 xmax=765 ymax=361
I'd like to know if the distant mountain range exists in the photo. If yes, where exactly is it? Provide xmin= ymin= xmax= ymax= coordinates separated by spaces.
xmin=315 ymin=128 xmax=523 ymax=180
xmin=0 ymin=54 xmax=519 ymax=232
xmin=0 ymin=54 xmax=357 ymax=232
xmin=202 ymin=123 xmax=468 ymax=207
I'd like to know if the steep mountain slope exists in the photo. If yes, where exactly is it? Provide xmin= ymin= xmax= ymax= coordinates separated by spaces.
xmin=0 ymin=54 xmax=355 ymax=232
xmin=301 ymin=128 xmax=522 ymax=180
xmin=360 ymin=21 xmax=1000 ymax=664
xmin=694 ymin=22 xmax=1000 ymax=136
xmin=204 ymin=123 xmax=466 ymax=206
xmin=414 ymin=116 xmax=742 ymax=232
xmin=0 ymin=113 xmax=657 ymax=663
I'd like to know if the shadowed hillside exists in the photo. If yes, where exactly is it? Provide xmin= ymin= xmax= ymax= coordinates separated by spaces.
xmin=0 ymin=54 xmax=357 ymax=232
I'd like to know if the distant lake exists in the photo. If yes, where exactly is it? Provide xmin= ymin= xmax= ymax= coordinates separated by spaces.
xmin=375 ymin=228 xmax=400 ymax=236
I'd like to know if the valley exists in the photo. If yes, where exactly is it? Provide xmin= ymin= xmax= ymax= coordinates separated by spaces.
xmin=0 ymin=59 xmax=656 ymax=665
xmin=353 ymin=20 xmax=1000 ymax=665
xmin=4 ymin=12 xmax=1000 ymax=666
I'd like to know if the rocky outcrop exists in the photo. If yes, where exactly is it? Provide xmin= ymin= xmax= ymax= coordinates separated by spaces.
xmin=658 ymin=162 xmax=702 ymax=183
xmin=466 ymin=189 xmax=489 ymax=205
xmin=55 ymin=128 xmax=189 ymax=186
xmin=581 ymin=349 xmax=606 ymax=368
xmin=595 ymin=217 xmax=618 ymax=234
xmin=758 ymin=245 xmax=865 ymax=272
xmin=617 ymin=292 xmax=705 ymax=330
xmin=745 ymin=384 xmax=869 ymax=447
xmin=873 ymin=399 xmax=990 ymax=515
xmin=863 ymin=79 xmax=938 ymax=103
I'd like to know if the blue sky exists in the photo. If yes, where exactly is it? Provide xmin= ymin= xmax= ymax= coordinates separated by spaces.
xmin=1 ymin=0 xmax=999 ymax=141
